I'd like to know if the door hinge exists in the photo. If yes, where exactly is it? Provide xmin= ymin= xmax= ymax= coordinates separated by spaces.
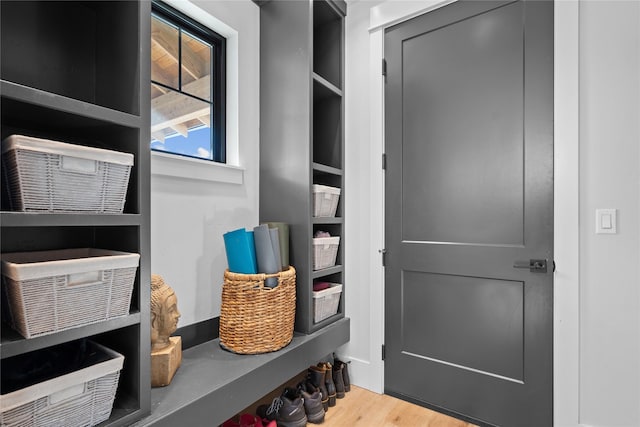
xmin=382 ymin=58 xmax=387 ymax=77
xmin=382 ymin=153 xmax=387 ymax=170
xmin=382 ymin=344 xmax=386 ymax=361
xmin=379 ymin=249 xmax=387 ymax=266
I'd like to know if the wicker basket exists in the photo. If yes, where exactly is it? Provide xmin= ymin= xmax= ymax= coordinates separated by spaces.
xmin=0 ymin=341 xmax=123 ymax=427
xmin=219 ymin=266 xmax=296 ymax=354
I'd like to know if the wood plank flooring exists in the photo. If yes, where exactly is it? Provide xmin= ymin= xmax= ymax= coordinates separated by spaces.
xmin=323 ymin=385 xmax=477 ymax=427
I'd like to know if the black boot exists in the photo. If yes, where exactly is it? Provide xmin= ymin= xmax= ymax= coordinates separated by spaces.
xmin=320 ymin=362 xmax=337 ymax=407
xmin=332 ymin=362 xmax=346 ymax=399
xmin=307 ymin=365 xmax=329 ymax=411
xmin=334 ymin=357 xmax=351 ymax=392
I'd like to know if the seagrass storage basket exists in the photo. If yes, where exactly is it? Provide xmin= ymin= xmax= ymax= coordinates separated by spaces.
xmin=219 ymin=266 xmax=296 ymax=354
xmin=0 ymin=340 xmax=124 ymax=427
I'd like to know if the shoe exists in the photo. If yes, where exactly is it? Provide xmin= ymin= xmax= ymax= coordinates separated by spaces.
xmin=307 ymin=365 xmax=329 ymax=411
xmin=318 ymin=362 xmax=337 ymax=407
xmin=257 ymin=394 xmax=307 ymax=427
xmin=332 ymin=362 xmax=346 ymax=399
xmin=333 ymin=356 xmax=351 ymax=392
xmin=301 ymin=388 xmax=325 ymax=424
xmin=239 ymin=414 xmax=263 ymax=427
xmin=277 ymin=394 xmax=308 ymax=427
xmin=287 ymin=384 xmax=325 ymax=424
xmin=222 ymin=419 xmax=240 ymax=427
xmin=256 ymin=397 xmax=281 ymax=422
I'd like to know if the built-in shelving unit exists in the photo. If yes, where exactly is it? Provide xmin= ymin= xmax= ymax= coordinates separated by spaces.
xmin=259 ymin=0 xmax=346 ymax=334
xmin=0 ymin=1 xmax=150 ymax=425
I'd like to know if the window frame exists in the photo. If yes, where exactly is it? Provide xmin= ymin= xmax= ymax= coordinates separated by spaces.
xmin=151 ymin=0 xmax=226 ymax=163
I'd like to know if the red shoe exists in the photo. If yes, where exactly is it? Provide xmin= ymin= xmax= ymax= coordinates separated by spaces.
xmin=222 ymin=419 xmax=240 ymax=427
xmin=239 ymin=414 xmax=263 ymax=427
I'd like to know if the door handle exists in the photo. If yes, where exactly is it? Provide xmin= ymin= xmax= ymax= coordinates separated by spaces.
xmin=513 ymin=259 xmax=548 ymax=273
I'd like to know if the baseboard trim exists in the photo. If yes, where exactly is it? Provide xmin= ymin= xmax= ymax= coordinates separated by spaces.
xmin=175 ymin=317 xmax=219 ymax=350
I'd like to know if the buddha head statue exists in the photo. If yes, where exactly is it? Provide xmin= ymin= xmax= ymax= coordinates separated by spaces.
xmin=150 ymin=274 xmax=181 ymax=351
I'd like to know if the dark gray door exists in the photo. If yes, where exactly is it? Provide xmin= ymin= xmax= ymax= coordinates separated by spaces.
xmin=384 ymin=1 xmax=553 ymax=426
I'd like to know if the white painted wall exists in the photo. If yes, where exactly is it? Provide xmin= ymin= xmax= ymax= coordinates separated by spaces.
xmin=150 ymin=0 xmax=260 ymax=327
xmin=578 ymin=1 xmax=640 ymax=426
xmin=340 ymin=0 xmax=385 ymax=392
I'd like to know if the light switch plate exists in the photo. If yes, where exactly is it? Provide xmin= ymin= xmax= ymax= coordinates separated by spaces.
xmin=596 ymin=208 xmax=617 ymax=234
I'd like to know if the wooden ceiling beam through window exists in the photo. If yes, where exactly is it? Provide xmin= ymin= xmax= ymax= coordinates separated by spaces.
xmin=152 ymin=22 xmax=207 ymax=82
xmin=151 ymin=76 xmax=211 ymax=134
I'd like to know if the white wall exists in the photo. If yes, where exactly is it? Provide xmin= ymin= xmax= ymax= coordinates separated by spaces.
xmin=340 ymin=0 xmax=384 ymax=392
xmin=150 ymin=0 xmax=260 ymax=327
xmin=579 ymin=1 xmax=640 ymax=426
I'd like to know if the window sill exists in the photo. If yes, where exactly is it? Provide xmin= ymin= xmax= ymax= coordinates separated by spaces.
xmin=151 ymin=151 xmax=244 ymax=184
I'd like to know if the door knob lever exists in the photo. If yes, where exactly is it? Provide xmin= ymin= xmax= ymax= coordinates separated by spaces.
xmin=513 ymin=259 xmax=548 ymax=273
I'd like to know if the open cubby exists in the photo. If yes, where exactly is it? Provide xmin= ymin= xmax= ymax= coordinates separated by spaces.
xmin=313 ymin=82 xmax=342 ymax=170
xmin=313 ymin=1 xmax=342 ymax=89
xmin=0 ymin=1 xmax=140 ymax=115
xmin=313 ymin=170 xmax=342 ymax=187
xmin=1 ymin=90 xmax=142 ymax=214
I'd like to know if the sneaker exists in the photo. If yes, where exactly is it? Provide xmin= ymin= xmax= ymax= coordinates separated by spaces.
xmin=257 ymin=394 xmax=307 ymax=427
xmin=256 ymin=397 xmax=282 ymax=422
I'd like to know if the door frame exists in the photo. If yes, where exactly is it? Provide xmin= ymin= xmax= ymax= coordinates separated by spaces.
xmin=367 ymin=1 xmax=580 ymax=425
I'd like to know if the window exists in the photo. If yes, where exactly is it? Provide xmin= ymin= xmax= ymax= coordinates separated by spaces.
xmin=151 ymin=1 xmax=226 ymax=162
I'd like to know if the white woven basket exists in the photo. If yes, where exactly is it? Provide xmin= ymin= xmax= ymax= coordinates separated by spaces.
xmin=1 ymin=135 xmax=133 ymax=213
xmin=312 ymin=236 xmax=340 ymax=270
xmin=312 ymin=184 xmax=341 ymax=217
xmin=0 ymin=342 xmax=124 ymax=427
xmin=313 ymin=283 xmax=342 ymax=323
xmin=1 ymin=248 xmax=139 ymax=339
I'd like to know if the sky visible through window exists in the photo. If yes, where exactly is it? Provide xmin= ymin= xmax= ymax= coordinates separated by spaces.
xmin=151 ymin=126 xmax=212 ymax=159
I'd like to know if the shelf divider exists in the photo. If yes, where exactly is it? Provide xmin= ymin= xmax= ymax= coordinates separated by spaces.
xmin=0 ymin=312 xmax=142 ymax=359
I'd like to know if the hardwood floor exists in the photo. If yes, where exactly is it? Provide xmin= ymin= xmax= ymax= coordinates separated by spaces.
xmin=323 ymin=386 xmax=477 ymax=427
xmin=235 ymin=375 xmax=476 ymax=427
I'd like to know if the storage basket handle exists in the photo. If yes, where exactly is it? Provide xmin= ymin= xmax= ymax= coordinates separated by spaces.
xmin=66 ymin=271 xmax=103 ymax=287
xmin=49 ymin=383 xmax=86 ymax=405
xmin=60 ymin=155 xmax=98 ymax=174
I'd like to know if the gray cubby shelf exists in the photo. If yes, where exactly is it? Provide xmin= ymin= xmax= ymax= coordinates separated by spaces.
xmin=313 ymin=73 xmax=343 ymax=98
xmin=1 ymin=80 xmax=142 ymax=129
xmin=0 ymin=212 xmax=143 ymax=228
xmin=259 ymin=0 xmax=346 ymax=334
xmin=313 ymin=162 xmax=343 ymax=176
xmin=0 ymin=1 xmax=151 ymax=425
xmin=0 ymin=313 xmax=142 ymax=359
